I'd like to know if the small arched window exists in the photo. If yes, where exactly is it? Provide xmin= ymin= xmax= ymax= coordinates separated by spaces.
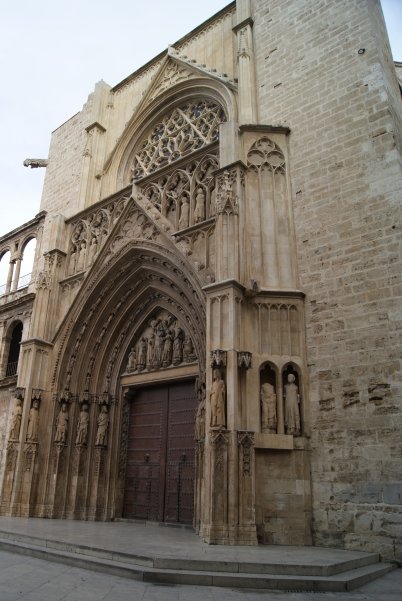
xmin=6 ymin=322 xmax=23 ymax=377
xmin=0 ymin=250 xmax=11 ymax=296
xmin=19 ymin=238 xmax=36 ymax=289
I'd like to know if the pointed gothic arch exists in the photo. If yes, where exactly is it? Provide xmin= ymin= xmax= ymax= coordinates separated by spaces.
xmin=102 ymin=71 xmax=237 ymax=196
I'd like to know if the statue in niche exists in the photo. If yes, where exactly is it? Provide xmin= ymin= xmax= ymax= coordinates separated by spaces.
xmin=162 ymin=329 xmax=173 ymax=367
xmin=68 ymin=247 xmax=77 ymax=275
xmin=153 ymin=324 xmax=164 ymax=369
xmin=210 ymin=369 xmax=226 ymax=428
xmin=9 ymin=398 xmax=23 ymax=440
xmin=172 ymin=324 xmax=183 ymax=365
xmin=179 ymin=198 xmax=189 ymax=229
xmin=146 ymin=333 xmax=155 ymax=370
xmin=54 ymin=402 xmax=69 ymax=444
xmin=76 ymin=403 xmax=89 ymax=445
xmin=76 ymin=241 xmax=86 ymax=272
xmin=26 ymin=399 xmax=40 ymax=442
xmin=183 ymin=336 xmax=195 ymax=362
xmin=261 ymin=382 xmax=277 ymax=433
xmin=284 ymin=373 xmax=301 ymax=436
xmin=95 ymin=405 xmax=109 ymax=447
xmin=193 ymin=187 xmax=206 ymax=223
xmin=195 ymin=382 xmax=206 ymax=440
xmin=137 ymin=337 xmax=147 ymax=371
xmin=88 ymin=236 xmax=98 ymax=264
xmin=127 ymin=347 xmax=137 ymax=372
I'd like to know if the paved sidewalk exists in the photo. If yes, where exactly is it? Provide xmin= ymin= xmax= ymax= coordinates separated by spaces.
xmin=0 ymin=549 xmax=400 ymax=601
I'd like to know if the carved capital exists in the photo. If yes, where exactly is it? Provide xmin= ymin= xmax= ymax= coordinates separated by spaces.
xmin=210 ymin=427 xmax=229 ymax=446
xmin=237 ymin=430 xmax=255 ymax=476
xmin=210 ymin=349 xmax=227 ymax=368
xmin=237 ymin=351 xmax=252 ymax=369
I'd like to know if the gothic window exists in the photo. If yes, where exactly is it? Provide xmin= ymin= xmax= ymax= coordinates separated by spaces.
xmin=131 ymin=100 xmax=226 ymax=181
xmin=6 ymin=322 xmax=23 ymax=378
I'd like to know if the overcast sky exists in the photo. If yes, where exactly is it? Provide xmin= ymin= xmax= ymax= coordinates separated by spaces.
xmin=0 ymin=0 xmax=401 ymax=239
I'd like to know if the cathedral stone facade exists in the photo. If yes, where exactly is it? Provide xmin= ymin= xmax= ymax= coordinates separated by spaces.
xmin=0 ymin=0 xmax=401 ymax=560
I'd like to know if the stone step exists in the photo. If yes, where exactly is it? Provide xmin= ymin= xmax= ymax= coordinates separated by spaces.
xmin=0 ymin=535 xmax=395 ymax=592
xmin=0 ymin=528 xmax=380 ymax=576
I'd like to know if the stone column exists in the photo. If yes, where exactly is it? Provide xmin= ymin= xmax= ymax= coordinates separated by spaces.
xmin=234 ymin=0 xmax=257 ymax=124
xmin=5 ymin=259 xmax=14 ymax=294
xmin=11 ymin=256 xmax=22 ymax=292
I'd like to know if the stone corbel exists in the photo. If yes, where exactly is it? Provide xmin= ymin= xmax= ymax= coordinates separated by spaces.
xmin=14 ymin=387 xmax=25 ymax=401
xmin=210 ymin=349 xmax=227 ymax=368
xmin=237 ymin=351 xmax=252 ymax=369
xmin=31 ymin=389 xmax=43 ymax=404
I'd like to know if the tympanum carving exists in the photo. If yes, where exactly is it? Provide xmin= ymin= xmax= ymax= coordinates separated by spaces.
xmin=125 ymin=310 xmax=197 ymax=374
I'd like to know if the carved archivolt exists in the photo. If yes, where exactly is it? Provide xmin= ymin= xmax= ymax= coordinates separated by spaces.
xmin=131 ymin=101 xmax=225 ymax=181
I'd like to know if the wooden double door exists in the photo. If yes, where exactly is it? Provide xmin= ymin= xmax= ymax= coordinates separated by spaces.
xmin=123 ymin=380 xmax=197 ymax=524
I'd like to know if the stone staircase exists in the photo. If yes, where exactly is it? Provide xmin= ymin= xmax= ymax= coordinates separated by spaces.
xmin=0 ymin=528 xmax=395 ymax=592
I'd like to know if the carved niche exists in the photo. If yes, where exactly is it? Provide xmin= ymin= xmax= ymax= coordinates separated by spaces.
xmin=67 ymin=196 xmax=129 ymax=276
xmin=125 ymin=310 xmax=197 ymax=374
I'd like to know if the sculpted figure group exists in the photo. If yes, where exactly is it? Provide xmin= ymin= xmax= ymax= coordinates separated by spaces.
xmin=260 ymin=370 xmax=301 ymax=436
xmin=126 ymin=314 xmax=196 ymax=373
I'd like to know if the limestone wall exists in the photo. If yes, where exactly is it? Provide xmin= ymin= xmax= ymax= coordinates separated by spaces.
xmin=253 ymin=0 xmax=402 ymax=560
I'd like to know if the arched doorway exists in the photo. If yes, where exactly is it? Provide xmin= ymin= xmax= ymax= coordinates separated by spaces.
xmin=123 ymin=378 xmax=198 ymax=524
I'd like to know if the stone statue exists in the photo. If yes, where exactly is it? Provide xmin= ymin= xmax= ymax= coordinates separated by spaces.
xmin=9 ymin=398 xmax=23 ymax=440
xmin=172 ymin=325 xmax=183 ymax=365
xmin=54 ymin=402 xmax=69 ymax=444
xmin=195 ymin=382 xmax=206 ymax=440
xmin=88 ymin=236 xmax=98 ymax=264
xmin=153 ymin=326 xmax=164 ymax=368
xmin=210 ymin=369 xmax=226 ymax=428
xmin=26 ymin=399 xmax=40 ymax=442
xmin=68 ymin=247 xmax=77 ymax=276
xmin=95 ymin=405 xmax=109 ymax=447
xmin=183 ymin=336 xmax=194 ymax=362
xmin=137 ymin=337 xmax=147 ymax=371
xmin=284 ymin=373 xmax=301 ymax=436
xmin=146 ymin=333 xmax=155 ymax=369
xmin=76 ymin=403 xmax=89 ymax=445
xmin=162 ymin=330 xmax=173 ymax=367
xmin=179 ymin=198 xmax=189 ymax=229
xmin=127 ymin=347 xmax=137 ymax=372
xmin=193 ymin=187 xmax=206 ymax=223
xmin=76 ymin=241 xmax=86 ymax=272
xmin=260 ymin=382 xmax=277 ymax=433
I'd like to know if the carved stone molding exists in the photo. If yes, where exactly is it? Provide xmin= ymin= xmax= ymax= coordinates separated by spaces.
xmin=237 ymin=351 xmax=252 ymax=369
xmin=237 ymin=430 xmax=255 ymax=476
xmin=210 ymin=349 xmax=227 ymax=368
xmin=216 ymin=169 xmax=239 ymax=215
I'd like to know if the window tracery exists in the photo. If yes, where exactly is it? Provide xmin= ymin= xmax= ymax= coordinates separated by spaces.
xmin=131 ymin=100 xmax=225 ymax=181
